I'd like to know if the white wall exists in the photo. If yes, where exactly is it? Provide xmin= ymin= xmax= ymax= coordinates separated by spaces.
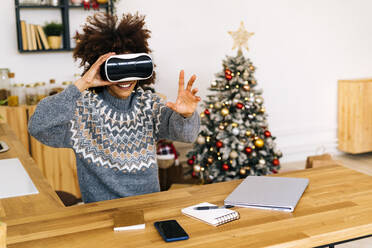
xmin=1 ymin=0 xmax=372 ymax=162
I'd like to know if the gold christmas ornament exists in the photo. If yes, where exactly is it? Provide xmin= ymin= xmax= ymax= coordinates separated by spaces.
xmin=231 ymin=122 xmax=238 ymax=127
xmin=207 ymin=157 xmax=213 ymax=164
xmin=218 ymin=156 xmax=222 ymax=160
xmin=224 ymin=122 xmax=229 ymax=126
xmin=201 ymin=167 xmax=205 ymax=172
xmin=209 ymin=104 xmax=214 ymax=109
xmin=249 ymin=65 xmax=255 ymax=71
xmin=245 ymin=130 xmax=252 ymax=136
xmin=230 ymin=150 xmax=238 ymax=159
xmin=228 ymin=21 xmax=254 ymax=52
xmin=211 ymin=81 xmax=217 ymax=87
xmin=221 ymin=108 xmax=229 ymax=116
xmin=200 ymin=112 xmax=205 ymax=118
xmin=243 ymin=85 xmax=250 ymax=91
xmin=240 ymin=168 xmax=246 ymax=175
xmin=219 ymin=124 xmax=225 ymax=130
xmin=215 ymin=102 xmax=222 ymax=109
xmin=209 ymin=147 xmax=214 ymax=151
xmin=197 ymin=135 xmax=206 ymax=145
xmin=225 ymin=85 xmax=230 ymax=89
xmin=237 ymin=72 xmax=240 ymax=76
xmin=254 ymin=138 xmax=264 ymax=148
xmin=193 ymin=165 xmax=201 ymax=172
xmin=260 ymin=107 xmax=266 ymax=113
xmin=206 ymin=136 xmax=211 ymax=142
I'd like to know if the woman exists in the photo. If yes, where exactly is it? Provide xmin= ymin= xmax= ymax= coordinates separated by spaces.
xmin=28 ymin=13 xmax=200 ymax=203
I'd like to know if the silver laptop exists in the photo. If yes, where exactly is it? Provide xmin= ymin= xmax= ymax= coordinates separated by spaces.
xmin=224 ymin=176 xmax=309 ymax=212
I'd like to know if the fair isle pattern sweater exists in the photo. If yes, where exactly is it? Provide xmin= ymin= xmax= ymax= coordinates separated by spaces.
xmin=28 ymin=85 xmax=200 ymax=203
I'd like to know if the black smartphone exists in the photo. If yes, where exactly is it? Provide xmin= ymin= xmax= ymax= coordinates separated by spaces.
xmin=154 ymin=220 xmax=189 ymax=242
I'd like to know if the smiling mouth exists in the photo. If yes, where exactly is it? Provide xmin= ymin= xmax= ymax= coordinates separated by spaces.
xmin=115 ymin=82 xmax=133 ymax=89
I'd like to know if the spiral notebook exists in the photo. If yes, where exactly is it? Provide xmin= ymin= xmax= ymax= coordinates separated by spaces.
xmin=181 ymin=202 xmax=240 ymax=226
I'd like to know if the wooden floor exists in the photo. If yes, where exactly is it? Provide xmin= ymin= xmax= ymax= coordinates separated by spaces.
xmin=280 ymin=152 xmax=372 ymax=248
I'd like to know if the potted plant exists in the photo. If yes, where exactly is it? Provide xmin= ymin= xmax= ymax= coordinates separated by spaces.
xmin=43 ymin=22 xmax=64 ymax=49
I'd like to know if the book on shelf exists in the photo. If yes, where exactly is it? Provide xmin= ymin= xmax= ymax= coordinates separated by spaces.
xmin=30 ymin=25 xmax=37 ymax=50
xmin=181 ymin=202 xmax=240 ymax=226
xmin=26 ymin=23 xmax=32 ymax=51
xmin=34 ymin=25 xmax=42 ymax=50
xmin=20 ymin=20 xmax=28 ymax=51
xmin=112 ymin=209 xmax=145 ymax=231
xmin=36 ymin=25 xmax=50 ymax=50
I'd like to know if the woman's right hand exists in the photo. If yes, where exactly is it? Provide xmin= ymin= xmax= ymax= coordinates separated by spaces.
xmin=74 ymin=52 xmax=115 ymax=92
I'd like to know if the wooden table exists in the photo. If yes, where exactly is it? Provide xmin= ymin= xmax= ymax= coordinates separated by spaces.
xmin=1 ymin=125 xmax=372 ymax=247
xmin=0 ymin=124 xmax=64 ymax=219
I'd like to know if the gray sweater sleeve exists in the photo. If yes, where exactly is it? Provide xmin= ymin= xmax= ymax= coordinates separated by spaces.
xmin=153 ymin=95 xmax=200 ymax=143
xmin=28 ymin=85 xmax=81 ymax=148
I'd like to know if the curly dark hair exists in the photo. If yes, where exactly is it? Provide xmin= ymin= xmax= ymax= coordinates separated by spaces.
xmin=73 ymin=12 xmax=155 ymax=92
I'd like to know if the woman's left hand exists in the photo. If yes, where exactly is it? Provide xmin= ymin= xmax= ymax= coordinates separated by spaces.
xmin=166 ymin=70 xmax=201 ymax=118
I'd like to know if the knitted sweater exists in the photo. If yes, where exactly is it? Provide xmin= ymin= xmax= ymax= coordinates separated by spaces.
xmin=28 ymin=85 xmax=200 ymax=203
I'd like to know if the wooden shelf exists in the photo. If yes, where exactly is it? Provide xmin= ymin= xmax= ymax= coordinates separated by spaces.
xmin=18 ymin=48 xmax=74 ymax=53
xmin=14 ymin=0 xmax=112 ymax=53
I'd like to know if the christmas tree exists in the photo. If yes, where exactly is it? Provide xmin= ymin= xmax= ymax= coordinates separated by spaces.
xmin=186 ymin=22 xmax=282 ymax=183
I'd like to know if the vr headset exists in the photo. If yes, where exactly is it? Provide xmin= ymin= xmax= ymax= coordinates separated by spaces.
xmin=100 ymin=53 xmax=153 ymax=82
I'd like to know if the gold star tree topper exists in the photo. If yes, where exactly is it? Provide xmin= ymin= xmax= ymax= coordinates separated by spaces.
xmin=228 ymin=21 xmax=254 ymax=53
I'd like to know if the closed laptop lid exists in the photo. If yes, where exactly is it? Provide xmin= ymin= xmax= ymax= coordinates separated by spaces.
xmin=224 ymin=176 xmax=309 ymax=212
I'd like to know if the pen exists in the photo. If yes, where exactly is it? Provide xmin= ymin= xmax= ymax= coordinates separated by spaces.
xmin=194 ymin=205 xmax=234 ymax=210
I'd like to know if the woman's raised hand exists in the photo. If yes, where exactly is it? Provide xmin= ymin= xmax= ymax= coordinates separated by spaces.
xmin=74 ymin=52 xmax=115 ymax=92
xmin=166 ymin=70 xmax=201 ymax=118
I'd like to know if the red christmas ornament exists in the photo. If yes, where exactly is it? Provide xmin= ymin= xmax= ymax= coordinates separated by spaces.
xmin=273 ymin=159 xmax=280 ymax=166
xmin=204 ymin=109 xmax=210 ymax=115
xmin=216 ymin=141 xmax=223 ymax=148
xmin=236 ymin=102 xmax=244 ymax=109
xmin=272 ymin=169 xmax=278 ymax=174
xmin=222 ymin=163 xmax=229 ymax=171
xmin=245 ymin=147 xmax=253 ymax=153
xmin=264 ymin=130 xmax=271 ymax=137
xmin=192 ymin=171 xmax=197 ymax=177
xmin=225 ymin=69 xmax=232 ymax=80
xmin=187 ymin=159 xmax=194 ymax=165
xmin=192 ymin=155 xmax=196 ymax=160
